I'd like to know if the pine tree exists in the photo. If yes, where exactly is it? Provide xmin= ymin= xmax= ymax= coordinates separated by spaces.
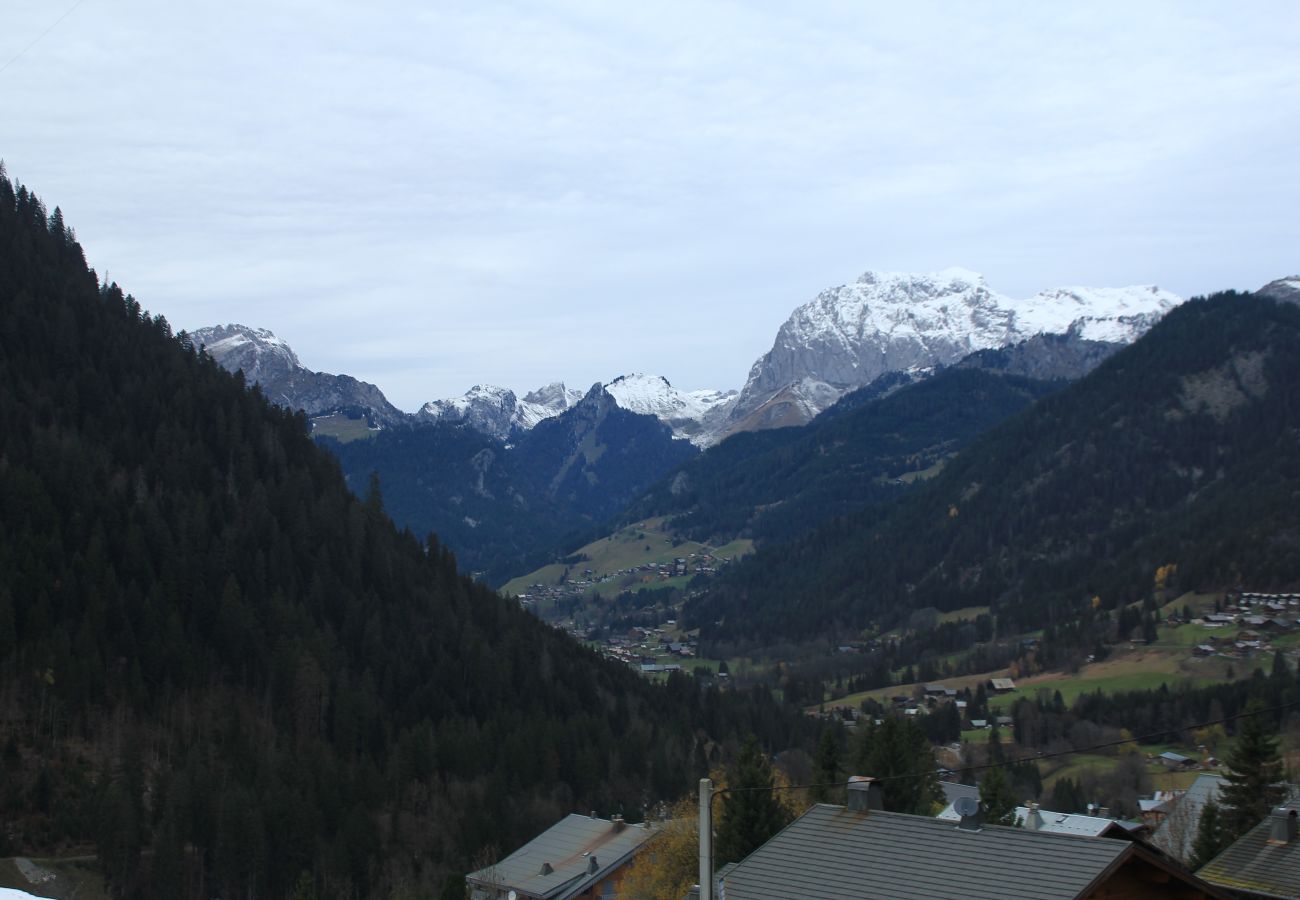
xmin=1219 ymin=700 xmax=1286 ymax=840
xmin=716 ymin=737 xmax=791 ymax=866
xmin=979 ymin=766 xmax=1019 ymax=826
xmin=853 ymin=716 xmax=942 ymax=815
xmin=1188 ymin=799 xmax=1229 ymax=869
xmin=809 ymin=729 xmax=841 ymax=803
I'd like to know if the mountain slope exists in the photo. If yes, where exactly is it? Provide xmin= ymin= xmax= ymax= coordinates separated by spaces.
xmin=191 ymin=323 xmax=407 ymax=426
xmin=686 ymin=289 xmax=1300 ymax=645
xmin=627 ymin=367 xmax=1062 ymax=547
xmin=0 ymin=172 xmax=803 ymax=898
xmin=324 ymin=383 xmax=698 ymax=582
xmin=721 ymin=268 xmax=1180 ymax=438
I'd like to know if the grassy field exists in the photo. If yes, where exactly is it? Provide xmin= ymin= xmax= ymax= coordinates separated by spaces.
xmin=501 ymin=516 xmax=753 ymax=597
xmin=0 ymin=855 xmax=108 ymax=900
xmin=310 ymin=413 xmax=379 ymax=442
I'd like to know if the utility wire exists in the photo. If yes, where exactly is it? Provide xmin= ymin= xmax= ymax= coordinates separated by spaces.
xmin=0 ymin=0 xmax=89 ymax=76
xmin=713 ymin=696 xmax=1300 ymax=795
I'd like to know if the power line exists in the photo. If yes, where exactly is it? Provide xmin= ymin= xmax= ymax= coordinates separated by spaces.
xmin=714 ymin=696 xmax=1300 ymax=795
xmin=0 ymin=0 xmax=89 ymax=76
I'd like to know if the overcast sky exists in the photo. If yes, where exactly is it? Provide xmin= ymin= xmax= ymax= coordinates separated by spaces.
xmin=3 ymin=1 xmax=1297 ymax=410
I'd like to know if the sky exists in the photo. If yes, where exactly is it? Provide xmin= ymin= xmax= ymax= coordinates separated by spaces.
xmin=2 ymin=1 xmax=1298 ymax=411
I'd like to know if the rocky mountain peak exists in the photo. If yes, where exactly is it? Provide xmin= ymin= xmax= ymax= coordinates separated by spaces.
xmin=710 ymin=269 xmax=1181 ymax=444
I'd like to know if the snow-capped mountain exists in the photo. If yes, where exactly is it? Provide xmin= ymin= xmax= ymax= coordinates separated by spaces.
xmin=191 ymin=324 xmax=406 ymax=426
xmin=719 ymin=268 xmax=1181 ymax=440
xmin=418 ymin=382 xmax=583 ymax=440
xmin=603 ymin=374 xmax=736 ymax=441
xmin=1259 ymin=275 xmax=1300 ymax=305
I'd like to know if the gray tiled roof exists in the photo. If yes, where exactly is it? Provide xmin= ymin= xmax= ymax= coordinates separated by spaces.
xmin=722 ymin=803 xmax=1137 ymax=900
xmin=1199 ymin=806 xmax=1300 ymax=898
xmin=466 ymin=813 xmax=655 ymax=900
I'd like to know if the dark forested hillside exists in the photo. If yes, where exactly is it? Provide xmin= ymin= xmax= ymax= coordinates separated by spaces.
xmin=0 ymin=169 xmax=805 ymax=898
xmin=627 ymin=368 xmax=1061 ymax=545
xmin=324 ymin=384 xmax=697 ymax=584
xmin=687 ymin=290 xmax=1300 ymax=645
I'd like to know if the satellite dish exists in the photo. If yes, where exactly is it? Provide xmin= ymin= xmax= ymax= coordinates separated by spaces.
xmin=954 ymin=796 xmax=980 ymax=817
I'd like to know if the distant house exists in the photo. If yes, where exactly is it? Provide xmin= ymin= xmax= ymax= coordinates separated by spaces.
xmin=1198 ymin=804 xmax=1300 ymax=898
xmin=923 ymin=683 xmax=949 ymax=696
xmin=466 ymin=813 xmax=655 ymax=900
xmin=987 ymin=677 xmax=1016 ymax=693
xmin=936 ymin=801 xmax=1133 ymax=839
xmin=720 ymin=780 xmax=1225 ymax=899
xmin=1158 ymin=751 xmax=1197 ymax=769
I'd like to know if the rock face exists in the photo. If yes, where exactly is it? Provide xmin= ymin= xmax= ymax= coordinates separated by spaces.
xmin=718 ymin=268 xmax=1181 ymax=440
xmin=190 ymin=324 xmax=406 ymax=426
xmin=417 ymin=382 xmax=583 ymax=440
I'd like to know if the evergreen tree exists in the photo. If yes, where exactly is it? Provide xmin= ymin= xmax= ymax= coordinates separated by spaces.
xmin=809 ymin=729 xmax=841 ymax=803
xmin=1219 ymin=700 xmax=1287 ymax=839
xmin=716 ymin=737 xmax=791 ymax=866
xmin=979 ymin=766 xmax=1019 ymax=826
xmin=1189 ymin=799 xmax=1229 ymax=869
xmin=853 ymin=717 xmax=942 ymax=815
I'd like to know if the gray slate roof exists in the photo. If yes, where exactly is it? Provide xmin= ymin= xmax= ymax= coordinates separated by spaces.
xmin=466 ymin=813 xmax=655 ymax=900
xmin=722 ymin=803 xmax=1139 ymax=900
xmin=1199 ymin=805 xmax=1300 ymax=898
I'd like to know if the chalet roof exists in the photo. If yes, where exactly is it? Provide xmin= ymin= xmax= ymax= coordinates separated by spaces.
xmin=1199 ymin=805 xmax=1300 ymax=898
xmin=721 ymin=803 xmax=1220 ymax=900
xmin=988 ymin=677 xmax=1016 ymax=690
xmin=466 ymin=813 xmax=655 ymax=900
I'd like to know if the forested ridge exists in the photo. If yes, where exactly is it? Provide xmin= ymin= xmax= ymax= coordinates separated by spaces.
xmin=687 ymin=290 xmax=1300 ymax=646
xmin=626 ymin=367 xmax=1061 ymax=545
xmin=324 ymin=385 xmax=697 ymax=585
xmin=0 ymin=168 xmax=809 ymax=898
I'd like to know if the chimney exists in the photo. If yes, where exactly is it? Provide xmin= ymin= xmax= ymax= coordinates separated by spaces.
xmin=1023 ymin=802 xmax=1043 ymax=831
xmin=612 ymin=814 xmax=625 ymax=833
xmin=846 ymin=776 xmax=883 ymax=812
xmin=1268 ymin=807 xmax=1298 ymax=845
xmin=587 ymin=855 xmax=599 ymax=875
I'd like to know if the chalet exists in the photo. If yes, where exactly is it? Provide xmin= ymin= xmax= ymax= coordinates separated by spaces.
xmin=720 ymin=779 xmax=1225 ymax=899
xmin=466 ymin=813 xmax=655 ymax=900
xmin=1198 ymin=804 xmax=1300 ymax=898
xmin=987 ymin=677 xmax=1016 ymax=693
xmin=923 ymin=683 xmax=949 ymax=696
xmin=1193 ymin=644 xmax=1216 ymax=657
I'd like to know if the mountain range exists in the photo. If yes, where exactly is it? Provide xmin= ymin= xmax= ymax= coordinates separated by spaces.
xmin=194 ymin=268 xmax=1181 ymax=448
xmin=685 ymin=285 xmax=1300 ymax=648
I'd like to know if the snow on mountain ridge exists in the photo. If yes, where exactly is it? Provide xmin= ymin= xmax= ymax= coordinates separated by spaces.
xmin=722 ymin=269 xmax=1183 ymax=442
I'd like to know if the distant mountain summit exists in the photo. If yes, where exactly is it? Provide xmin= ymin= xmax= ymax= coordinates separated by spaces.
xmin=718 ymin=268 xmax=1181 ymax=440
xmin=190 ymin=324 xmax=406 ymax=426
xmin=602 ymin=374 xmax=735 ymax=441
xmin=1258 ymin=275 xmax=1300 ymax=304
xmin=417 ymin=382 xmax=583 ymax=440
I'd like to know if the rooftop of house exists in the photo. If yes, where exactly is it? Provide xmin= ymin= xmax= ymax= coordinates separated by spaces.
xmin=465 ymin=813 xmax=655 ymax=900
xmin=721 ymin=801 xmax=1223 ymax=900
xmin=936 ymin=800 xmax=1131 ymax=838
xmin=1199 ymin=804 xmax=1300 ymax=898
